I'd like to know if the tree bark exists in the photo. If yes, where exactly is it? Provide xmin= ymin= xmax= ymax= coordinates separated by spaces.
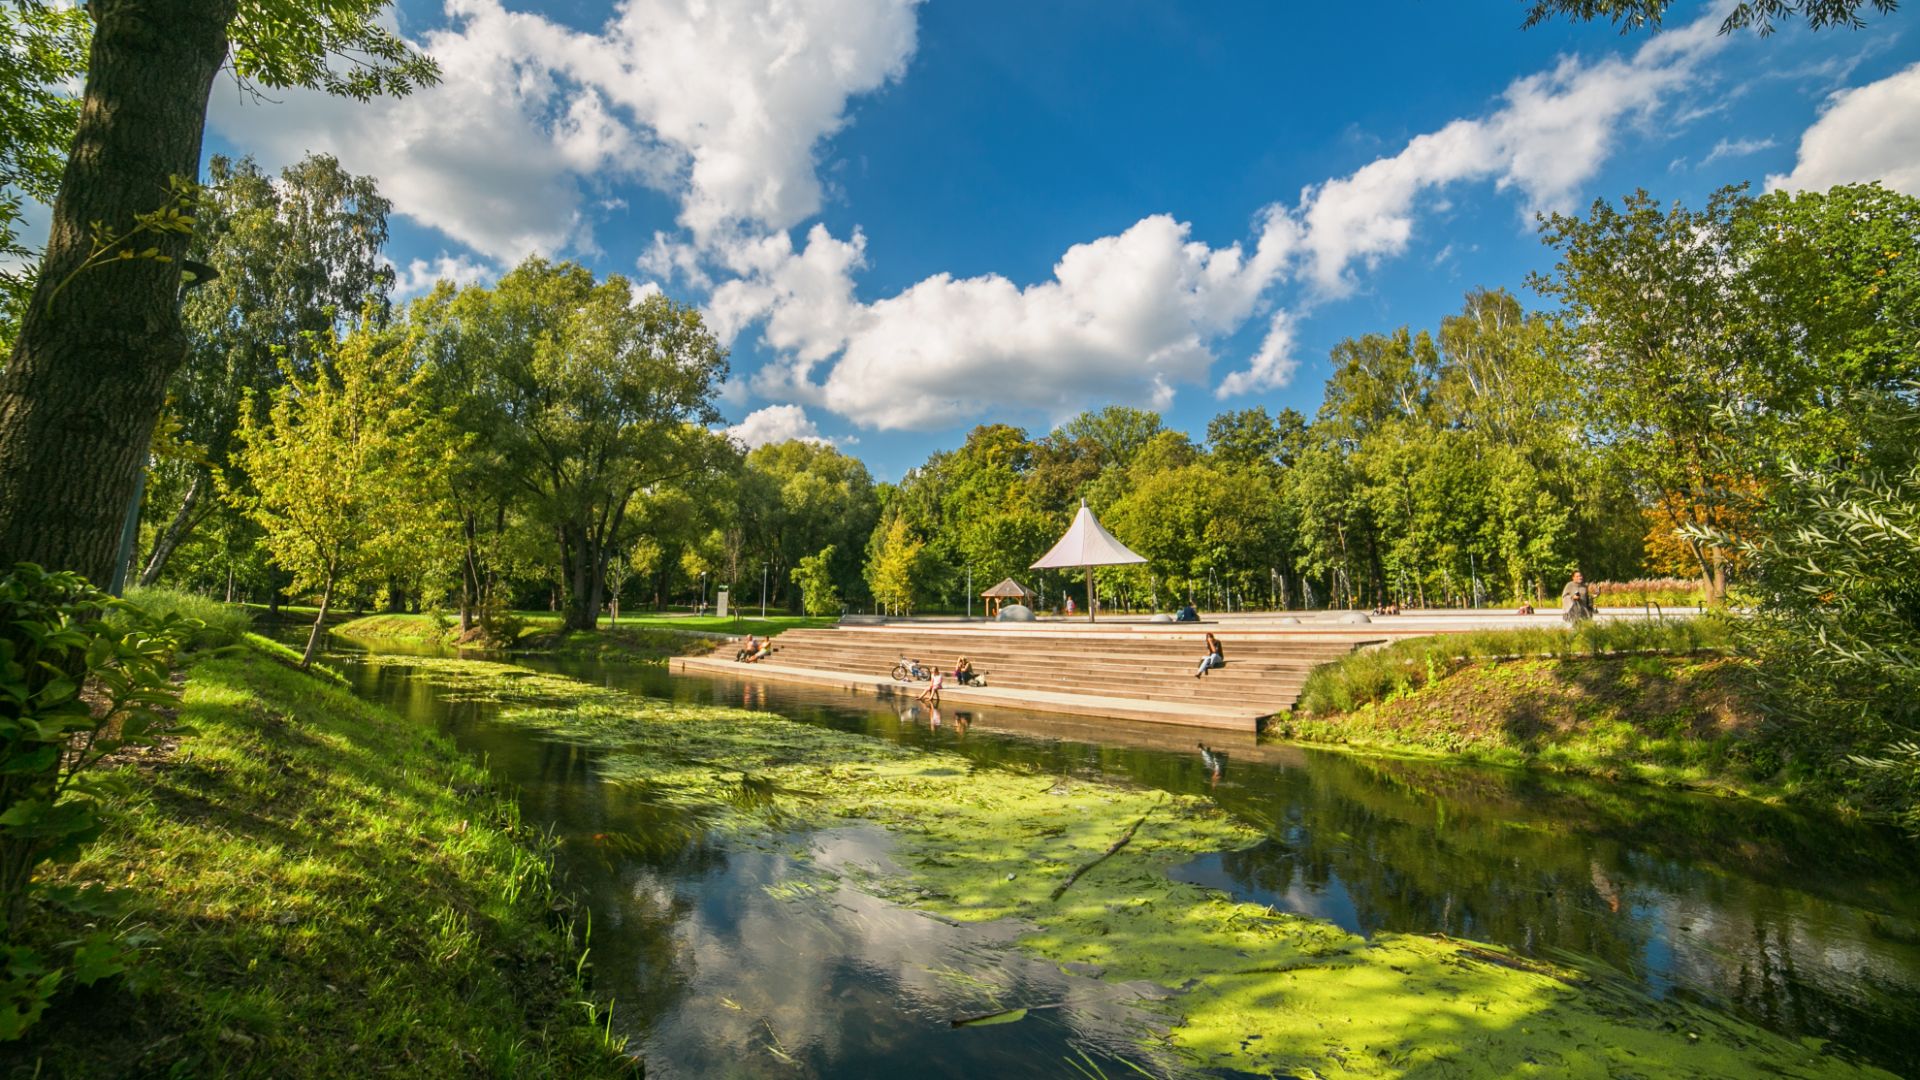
xmin=301 ymin=576 xmax=334 ymax=670
xmin=0 ymin=1 xmax=239 ymax=583
xmin=458 ymin=511 xmax=478 ymax=632
xmin=136 ymin=466 xmax=207 ymax=586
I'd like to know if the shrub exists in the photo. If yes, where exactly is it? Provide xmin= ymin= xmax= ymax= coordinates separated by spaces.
xmin=1720 ymin=447 xmax=1920 ymax=832
xmin=1 ymin=564 xmax=199 ymax=1037
xmin=474 ymin=594 xmax=525 ymax=648
xmin=1296 ymin=617 xmax=1732 ymax=716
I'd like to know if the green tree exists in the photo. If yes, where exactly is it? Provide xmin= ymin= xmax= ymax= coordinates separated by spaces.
xmin=141 ymin=153 xmax=395 ymax=587
xmin=0 ymin=4 xmax=88 ymax=343
xmin=227 ymin=323 xmax=453 ymax=667
xmin=430 ymin=259 xmax=730 ymax=631
xmin=1723 ymin=184 xmax=1920 ymax=464
xmin=1533 ymin=184 xmax=1920 ymax=601
xmin=790 ymin=544 xmax=843 ymax=616
xmin=868 ymin=517 xmax=927 ymax=615
xmin=0 ymin=0 xmax=436 ymax=585
xmin=1057 ymin=405 xmax=1164 ymax=472
xmin=1531 ymin=189 xmax=1760 ymax=601
xmin=739 ymin=439 xmax=877 ymax=612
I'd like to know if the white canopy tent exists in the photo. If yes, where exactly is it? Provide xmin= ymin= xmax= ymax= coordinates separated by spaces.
xmin=1030 ymin=499 xmax=1146 ymax=622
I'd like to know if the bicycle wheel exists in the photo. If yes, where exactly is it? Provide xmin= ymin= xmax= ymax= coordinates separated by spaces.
xmin=890 ymin=663 xmax=909 ymax=682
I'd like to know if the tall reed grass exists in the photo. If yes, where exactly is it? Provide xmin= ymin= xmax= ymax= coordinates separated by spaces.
xmin=121 ymin=586 xmax=252 ymax=649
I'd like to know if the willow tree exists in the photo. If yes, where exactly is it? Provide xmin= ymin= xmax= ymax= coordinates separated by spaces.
xmin=433 ymin=259 xmax=731 ymax=631
xmin=0 ymin=0 xmax=435 ymax=585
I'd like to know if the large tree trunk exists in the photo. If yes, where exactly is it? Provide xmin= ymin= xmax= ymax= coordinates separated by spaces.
xmin=0 ymin=1 xmax=239 ymax=583
xmin=559 ymin=524 xmax=598 ymax=632
xmin=137 ymin=467 xmax=206 ymax=586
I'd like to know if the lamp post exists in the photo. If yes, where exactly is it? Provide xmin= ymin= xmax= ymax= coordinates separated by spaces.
xmin=760 ymin=562 xmax=768 ymax=618
xmin=699 ymin=571 xmax=707 ymax=615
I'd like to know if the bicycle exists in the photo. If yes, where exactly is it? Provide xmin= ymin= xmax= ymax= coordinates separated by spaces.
xmin=890 ymin=655 xmax=930 ymax=682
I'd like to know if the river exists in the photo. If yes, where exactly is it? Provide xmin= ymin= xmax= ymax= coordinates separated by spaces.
xmin=326 ymin=640 xmax=1920 ymax=1078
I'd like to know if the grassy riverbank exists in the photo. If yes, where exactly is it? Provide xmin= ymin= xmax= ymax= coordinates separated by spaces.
xmin=6 ymin=649 xmax=630 ymax=1078
xmin=356 ymin=653 xmax=1888 ymax=1079
xmin=1275 ymin=620 xmax=1856 ymax=809
xmin=331 ymin=611 xmax=828 ymax=659
xmin=1279 ymin=653 xmax=1782 ymax=794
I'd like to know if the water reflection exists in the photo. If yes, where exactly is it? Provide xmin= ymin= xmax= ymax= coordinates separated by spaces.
xmin=338 ymin=654 xmax=1198 ymax=1078
xmin=336 ymin=647 xmax=1920 ymax=1078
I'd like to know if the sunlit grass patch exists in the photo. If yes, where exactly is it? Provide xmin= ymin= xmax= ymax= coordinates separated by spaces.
xmin=1299 ymin=617 xmax=1734 ymax=716
xmin=13 ymin=653 xmax=631 ymax=1078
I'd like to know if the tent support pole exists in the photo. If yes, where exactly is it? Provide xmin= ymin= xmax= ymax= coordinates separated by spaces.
xmin=1087 ymin=565 xmax=1096 ymax=623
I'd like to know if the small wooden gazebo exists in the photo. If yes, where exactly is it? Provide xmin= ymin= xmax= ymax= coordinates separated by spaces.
xmin=980 ymin=577 xmax=1034 ymax=616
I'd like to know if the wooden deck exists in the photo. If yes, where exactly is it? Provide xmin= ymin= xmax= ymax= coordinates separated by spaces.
xmin=670 ymin=623 xmax=1389 ymax=731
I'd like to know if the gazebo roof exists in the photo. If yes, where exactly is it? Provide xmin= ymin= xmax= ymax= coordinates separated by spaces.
xmin=980 ymin=577 xmax=1034 ymax=598
xmin=1030 ymin=500 xmax=1147 ymax=569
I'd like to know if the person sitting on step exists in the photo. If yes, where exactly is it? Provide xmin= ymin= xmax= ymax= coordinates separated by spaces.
xmin=1194 ymin=632 xmax=1225 ymax=678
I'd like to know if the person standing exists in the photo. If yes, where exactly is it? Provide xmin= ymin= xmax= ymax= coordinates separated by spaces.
xmin=1561 ymin=570 xmax=1595 ymax=625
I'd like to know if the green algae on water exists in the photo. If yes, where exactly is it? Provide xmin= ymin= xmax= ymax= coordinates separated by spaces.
xmin=373 ymin=654 xmax=1893 ymax=1079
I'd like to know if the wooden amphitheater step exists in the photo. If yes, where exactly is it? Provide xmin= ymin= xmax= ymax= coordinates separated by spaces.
xmin=668 ymin=655 xmax=1265 ymax=730
xmin=672 ymin=623 xmax=1375 ymax=728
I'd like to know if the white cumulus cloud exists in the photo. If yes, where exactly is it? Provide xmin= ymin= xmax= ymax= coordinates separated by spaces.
xmin=739 ymin=214 xmax=1288 ymax=429
xmin=210 ymin=0 xmax=918 ymax=262
xmin=714 ymin=13 xmax=1726 ymax=425
xmin=1768 ymin=61 xmax=1920 ymax=196
xmin=1215 ymin=312 xmax=1299 ymax=400
xmin=724 ymin=404 xmax=830 ymax=449
xmin=390 ymin=253 xmax=495 ymax=297
xmin=1289 ymin=15 xmax=1723 ymax=295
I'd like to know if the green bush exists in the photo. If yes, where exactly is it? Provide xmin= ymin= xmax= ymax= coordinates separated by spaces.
xmin=1722 ymin=444 xmax=1920 ymax=833
xmin=120 ymin=587 xmax=251 ymax=649
xmin=1 ymin=564 xmax=199 ymax=1038
xmin=1297 ymin=617 xmax=1732 ymax=716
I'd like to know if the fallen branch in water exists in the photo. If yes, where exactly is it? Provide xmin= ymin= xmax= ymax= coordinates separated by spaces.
xmin=1050 ymin=803 xmax=1157 ymax=902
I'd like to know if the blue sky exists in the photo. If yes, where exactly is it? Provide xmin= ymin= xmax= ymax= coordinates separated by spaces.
xmin=202 ymin=1 xmax=1920 ymax=480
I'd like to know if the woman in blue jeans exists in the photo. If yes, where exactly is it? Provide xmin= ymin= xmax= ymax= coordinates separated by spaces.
xmin=1194 ymin=633 xmax=1224 ymax=678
